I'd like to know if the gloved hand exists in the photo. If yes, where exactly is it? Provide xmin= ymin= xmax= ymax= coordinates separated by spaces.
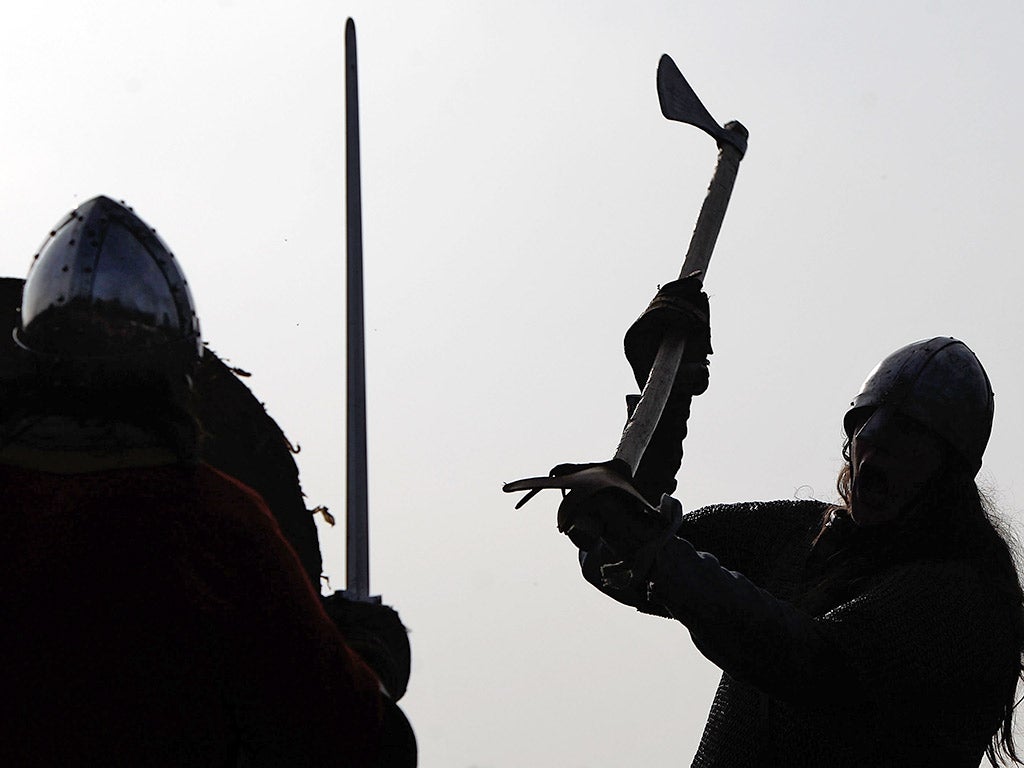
xmin=553 ymin=461 xmax=684 ymax=612
xmin=375 ymin=699 xmax=418 ymax=767
xmin=623 ymin=276 xmax=711 ymax=504
xmin=321 ymin=594 xmax=411 ymax=701
xmin=552 ymin=460 xmax=665 ymax=560
xmin=578 ymin=541 xmax=671 ymax=618
xmin=623 ymin=275 xmax=711 ymax=398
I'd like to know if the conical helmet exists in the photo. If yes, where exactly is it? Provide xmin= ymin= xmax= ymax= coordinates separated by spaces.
xmin=14 ymin=196 xmax=201 ymax=361
xmin=844 ymin=337 xmax=994 ymax=476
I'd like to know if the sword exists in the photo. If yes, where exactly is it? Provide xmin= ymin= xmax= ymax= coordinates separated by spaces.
xmin=504 ymin=54 xmax=748 ymax=506
xmin=343 ymin=17 xmax=379 ymax=604
xmin=613 ymin=55 xmax=747 ymax=474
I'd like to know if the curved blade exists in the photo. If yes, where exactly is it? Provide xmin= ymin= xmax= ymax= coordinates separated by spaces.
xmin=503 ymin=463 xmax=658 ymax=513
xmin=657 ymin=54 xmax=747 ymax=155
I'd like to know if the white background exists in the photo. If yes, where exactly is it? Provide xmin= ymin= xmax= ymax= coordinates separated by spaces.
xmin=2 ymin=2 xmax=1022 ymax=765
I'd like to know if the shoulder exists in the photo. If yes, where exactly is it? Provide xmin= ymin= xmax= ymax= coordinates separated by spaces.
xmin=190 ymin=462 xmax=287 ymax=540
xmin=185 ymin=465 xmax=321 ymax=603
xmin=685 ymin=498 xmax=829 ymax=532
xmin=196 ymin=462 xmax=272 ymax=507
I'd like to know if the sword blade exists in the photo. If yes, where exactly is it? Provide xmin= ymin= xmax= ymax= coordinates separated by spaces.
xmin=613 ymin=61 xmax=748 ymax=474
xmin=345 ymin=17 xmax=370 ymax=600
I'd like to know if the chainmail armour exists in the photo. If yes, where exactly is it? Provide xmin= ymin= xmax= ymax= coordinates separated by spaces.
xmin=671 ymin=499 xmax=1015 ymax=767
xmin=615 ymin=292 xmax=1014 ymax=764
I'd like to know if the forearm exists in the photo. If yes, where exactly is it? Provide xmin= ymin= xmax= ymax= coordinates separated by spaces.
xmin=623 ymin=277 xmax=710 ymax=505
xmin=629 ymin=395 xmax=689 ymax=503
xmin=649 ymin=536 xmax=858 ymax=706
xmin=579 ymin=544 xmax=672 ymax=618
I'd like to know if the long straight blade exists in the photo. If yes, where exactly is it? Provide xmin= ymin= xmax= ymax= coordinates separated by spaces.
xmin=345 ymin=17 xmax=370 ymax=600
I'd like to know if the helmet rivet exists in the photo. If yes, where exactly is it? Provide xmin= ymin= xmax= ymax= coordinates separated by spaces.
xmin=17 ymin=196 xmax=202 ymax=366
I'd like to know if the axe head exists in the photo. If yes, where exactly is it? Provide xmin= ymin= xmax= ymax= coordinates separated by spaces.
xmin=657 ymin=54 xmax=747 ymax=157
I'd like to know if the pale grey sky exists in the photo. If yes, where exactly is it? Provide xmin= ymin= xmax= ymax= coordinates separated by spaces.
xmin=2 ymin=2 xmax=1023 ymax=765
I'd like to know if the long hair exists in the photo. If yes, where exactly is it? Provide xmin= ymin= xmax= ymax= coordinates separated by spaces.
xmin=814 ymin=437 xmax=1024 ymax=766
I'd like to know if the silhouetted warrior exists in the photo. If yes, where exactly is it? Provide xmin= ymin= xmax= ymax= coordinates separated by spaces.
xmin=0 ymin=197 xmax=414 ymax=767
xmin=552 ymin=279 xmax=1024 ymax=766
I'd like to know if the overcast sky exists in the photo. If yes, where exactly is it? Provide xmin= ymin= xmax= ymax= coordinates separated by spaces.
xmin=3 ymin=2 xmax=1023 ymax=766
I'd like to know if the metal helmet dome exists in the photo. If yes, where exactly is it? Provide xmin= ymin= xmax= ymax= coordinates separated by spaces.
xmin=14 ymin=196 xmax=201 ymax=361
xmin=844 ymin=337 xmax=994 ymax=476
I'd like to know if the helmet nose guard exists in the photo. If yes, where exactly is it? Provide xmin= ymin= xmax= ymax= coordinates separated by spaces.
xmin=15 ymin=196 xmax=201 ymax=360
xmin=844 ymin=337 xmax=994 ymax=476
xmin=847 ymin=404 xmax=898 ymax=447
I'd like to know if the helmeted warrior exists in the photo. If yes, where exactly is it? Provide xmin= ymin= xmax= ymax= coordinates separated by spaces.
xmin=548 ymin=280 xmax=1024 ymax=766
xmin=0 ymin=196 xmax=414 ymax=767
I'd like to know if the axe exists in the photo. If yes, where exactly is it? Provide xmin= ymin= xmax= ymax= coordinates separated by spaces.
xmin=504 ymin=54 xmax=748 ymax=510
